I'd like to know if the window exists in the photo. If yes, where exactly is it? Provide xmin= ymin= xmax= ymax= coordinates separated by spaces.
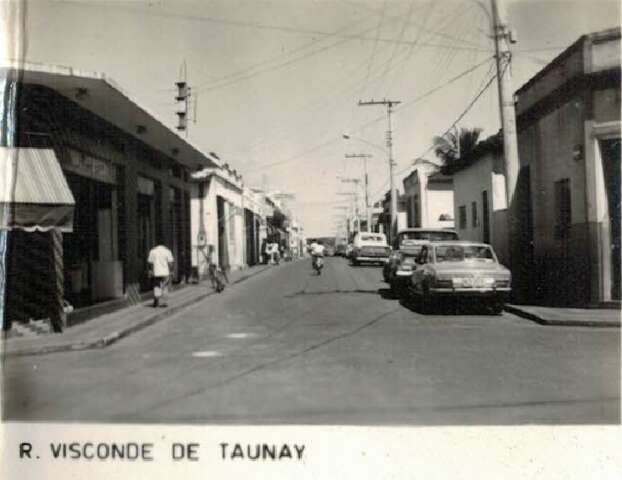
xmin=413 ymin=195 xmax=420 ymax=228
xmin=399 ymin=230 xmax=458 ymax=242
xmin=458 ymin=205 xmax=467 ymax=230
xmin=361 ymin=234 xmax=385 ymax=242
xmin=434 ymin=245 xmax=495 ymax=263
xmin=482 ymin=190 xmax=490 ymax=243
xmin=554 ymin=179 xmax=571 ymax=239
xmin=471 ymin=201 xmax=478 ymax=228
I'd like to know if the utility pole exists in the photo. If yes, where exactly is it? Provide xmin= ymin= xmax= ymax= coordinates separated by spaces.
xmin=333 ymin=205 xmax=350 ymax=241
xmin=336 ymin=192 xmax=357 ymax=239
xmin=490 ymin=0 xmax=519 ymax=209
xmin=358 ymin=99 xmax=401 ymax=243
xmin=490 ymin=0 xmax=521 ymax=284
xmin=339 ymin=178 xmax=361 ymax=233
xmin=345 ymin=153 xmax=372 ymax=232
xmin=175 ymin=61 xmax=191 ymax=136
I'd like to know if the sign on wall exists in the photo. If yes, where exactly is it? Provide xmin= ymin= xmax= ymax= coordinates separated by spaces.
xmin=64 ymin=149 xmax=117 ymax=185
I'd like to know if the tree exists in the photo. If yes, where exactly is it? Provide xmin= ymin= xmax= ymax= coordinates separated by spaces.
xmin=433 ymin=127 xmax=482 ymax=174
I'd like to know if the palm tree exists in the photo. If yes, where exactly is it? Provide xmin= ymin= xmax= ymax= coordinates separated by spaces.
xmin=433 ymin=127 xmax=482 ymax=173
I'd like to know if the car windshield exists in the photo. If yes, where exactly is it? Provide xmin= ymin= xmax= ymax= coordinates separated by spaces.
xmin=361 ymin=235 xmax=385 ymax=242
xmin=434 ymin=245 xmax=495 ymax=263
xmin=399 ymin=231 xmax=458 ymax=242
xmin=400 ymin=246 xmax=423 ymax=255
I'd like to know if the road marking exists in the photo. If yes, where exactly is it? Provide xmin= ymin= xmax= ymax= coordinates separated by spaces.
xmin=225 ymin=333 xmax=256 ymax=339
xmin=192 ymin=351 xmax=222 ymax=358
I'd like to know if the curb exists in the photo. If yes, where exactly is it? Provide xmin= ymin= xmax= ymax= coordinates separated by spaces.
xmin=504 ymin=305 xmax=621 ymax=328
xmin=3 ymin=266 xmax=272 ymax=358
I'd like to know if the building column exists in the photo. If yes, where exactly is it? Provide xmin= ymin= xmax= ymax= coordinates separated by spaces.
xmin=584 ymin=121 xmax=606 ymax=304
xmin=122 ymin=143 xmax=140 ymax=303
xmin=160 ymin=181 xmax=171 ymax=246
xmin=181 ymin=189 xmax=191 ymax=282
xmin=49 ymin=228 xmax=66 ymax=332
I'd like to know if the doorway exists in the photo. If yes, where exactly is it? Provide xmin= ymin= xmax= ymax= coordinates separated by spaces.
xmin=217 ymin=196 xmax=229 ymax=268
xmin=600 ymin=138 xmax=621 ymax=300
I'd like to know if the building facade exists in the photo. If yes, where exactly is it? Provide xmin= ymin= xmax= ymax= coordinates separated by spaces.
xmin=2 ymin=63 xmax=218 ymax=329
xmin=449 ymin=134 xmax=510 ymax=267
xmin=402 ymin=159 xmax=454 ymax=230
xmin=191 ymin=164 xmax=246 ymax=278
xmin=515 ymin=27 xmax=621 ymax=306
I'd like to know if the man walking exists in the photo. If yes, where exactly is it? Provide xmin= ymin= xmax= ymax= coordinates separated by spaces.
xmin=148 ymin=243 xmax=174 ymax=308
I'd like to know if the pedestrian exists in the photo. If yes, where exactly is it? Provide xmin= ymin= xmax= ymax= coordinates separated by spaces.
xmin=274 ymin=242 xmax=281 ymax=265
xmin=147 ymin=243 xmax=174 ymax=308
xmin=264 ymin=240 xmax=272 ymax=264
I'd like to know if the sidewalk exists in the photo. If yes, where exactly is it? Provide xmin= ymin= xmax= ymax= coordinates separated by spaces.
xmin=2 ymin=264 xmax=272 ymax=358
xmin=505 ymin=304 xmax=621 ymax=328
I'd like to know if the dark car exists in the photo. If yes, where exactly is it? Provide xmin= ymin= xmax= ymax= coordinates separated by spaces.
xmin=383 ymin=228 xmax=459 ymax=296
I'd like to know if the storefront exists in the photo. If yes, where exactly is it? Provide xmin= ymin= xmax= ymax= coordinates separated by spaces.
xmin=2 ymin=62 xmax=219 ymax=329
xmin=1 ymin=147 xmax=75 ymax=331
xmin=190 ymin=164 xmax=246 ymax=276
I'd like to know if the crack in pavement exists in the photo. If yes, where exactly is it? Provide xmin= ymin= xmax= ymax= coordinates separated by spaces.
xmin=284 ymin=289 xmax=380 ymax=298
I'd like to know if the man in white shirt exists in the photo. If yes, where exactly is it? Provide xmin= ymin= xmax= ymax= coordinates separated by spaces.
xmin=309 ymin=240 xmax=325 ymax=272
xmin=147 ymin=244 xmax=174 ymax=307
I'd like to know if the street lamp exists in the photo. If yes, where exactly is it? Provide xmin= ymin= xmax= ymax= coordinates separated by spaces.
xmin=342 ymin=133 xmax=386 ymax=154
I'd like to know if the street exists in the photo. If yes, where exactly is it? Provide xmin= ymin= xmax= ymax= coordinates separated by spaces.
xmin=3 ymin=258 xmax=619 ymax=425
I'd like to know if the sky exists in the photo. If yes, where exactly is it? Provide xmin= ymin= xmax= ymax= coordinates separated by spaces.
xmin=17 ymin=0 xmax=621 ymax=236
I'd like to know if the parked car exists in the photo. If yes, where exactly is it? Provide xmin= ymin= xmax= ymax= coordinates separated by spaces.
xmin=383 ymin=228 xmax=459 ymax=295
xmin=406 ymin=241 xmax=511 ymax=314
xmin=335 ymin=243 xmax=347 ymax=257
xmin=351 ymin=232 xmax=390 ymax=266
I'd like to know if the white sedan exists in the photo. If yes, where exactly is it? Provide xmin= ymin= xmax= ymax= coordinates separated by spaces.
xmin=407 ymin=241 xmax=511 ymax=314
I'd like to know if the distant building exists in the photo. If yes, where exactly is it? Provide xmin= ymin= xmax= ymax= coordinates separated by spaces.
xmin=515 ymin=27 xmax=621 ymax=306
xmin=402 ymin=158 xmax=454 ymax=230
xmin=447 ymin=133 xmax=510 ymax=267
xmin=191 ymin=164 xmax=246 ymax=277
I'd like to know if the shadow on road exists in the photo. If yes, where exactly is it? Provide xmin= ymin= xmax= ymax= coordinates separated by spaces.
xmin=284 ymin=289 xmax=380 ymax=298
xmin=378 ymin=288 xmax=399 ymax=300
xmin=398 ymin=296 xmax=501 ymax=316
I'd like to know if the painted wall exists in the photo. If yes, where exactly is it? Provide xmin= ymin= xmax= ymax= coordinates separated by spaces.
xmin=191 ymin=173 xmax=246 ymax=276
xmin=426 ymin=186 xmax=455 ymax=229
xmin=403 ymin=166 xmax=454 ymax=229
xmin=452 ymin=152 xmax=508 ymax=265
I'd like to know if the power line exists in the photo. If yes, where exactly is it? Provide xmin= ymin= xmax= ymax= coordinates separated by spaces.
xmin=339 ymin=0 xmax=490 ymax=50
xmin=379 ymin=0 xmax=417 ymax=85
xmin=413 ymin=65 xmax=501 ymax=162
xmin=55 ymin=0 xmax=493 ymax=52
xmin=360 ymin=0 xmax=388 ymax=101
xmin=245 ymin=40 xmax=421 ymax=158
xmin=243 ymin=56 xmax=494 ymax=173
xmin=384 ymin=0 xmax=437 ymax=93
xmin=367 ymin=63 xmax=500 ymax=202
xmin=191 ymin=12 xmax=379 ymax=92
xmin=241 ymin=58 xmax=494 ymax=171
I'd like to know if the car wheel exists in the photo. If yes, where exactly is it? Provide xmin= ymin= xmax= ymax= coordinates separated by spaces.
xmin=419 ymin=284 xmax=433 ymax=314
xmin=389 ymin=279 xmax=399 ymax=298
xmin=490 ymin=300 xmax=504 ymax=315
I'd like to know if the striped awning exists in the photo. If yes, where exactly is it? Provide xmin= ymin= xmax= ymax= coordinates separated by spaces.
xmin=0 ymin=147 xmax=75 ymax=232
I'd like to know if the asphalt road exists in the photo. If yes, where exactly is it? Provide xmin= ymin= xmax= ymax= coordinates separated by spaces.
xmin=3 ymin=257 xmax=620 ymax=424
